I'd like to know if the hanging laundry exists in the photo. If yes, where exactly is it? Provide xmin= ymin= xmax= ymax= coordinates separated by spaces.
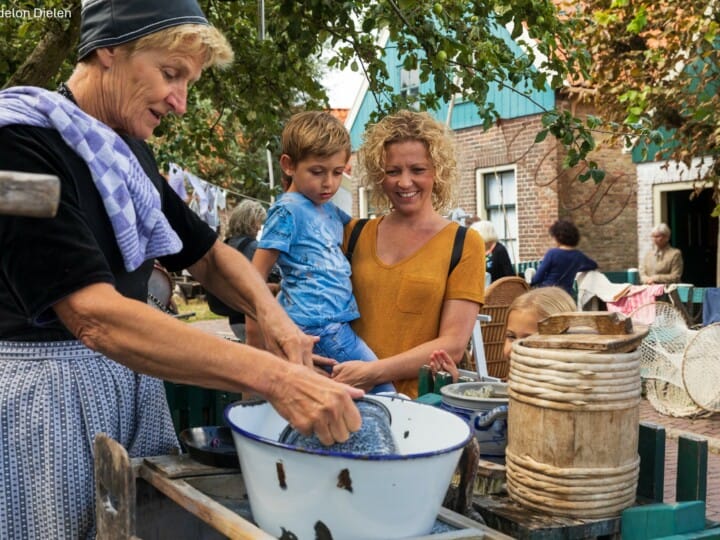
xmin=167 ymin=162 xmax=188 ymax=200
xmin=206 ymin=185 xmax=219 ymax=230
xmin=186 ymin=172 xmax=209 ymax=218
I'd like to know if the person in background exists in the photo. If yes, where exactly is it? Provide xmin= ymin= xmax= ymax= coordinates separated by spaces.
xmin=331 ymin=110 xmax=486 ymax=398
xmin=639 ymin=223 xmax=684 ymax=284
xmin=249 ymin=111 xmax=394 ymax=394
xmin=206 ymin=200 xmax=281 ymax=341
xmin=471 ymin=220 xmax=514 ymax=283
xmin=0 ymin=2 xmax=362 ymax=536
xmin=429 ymin=286 xmax=576 ymax=380
xmin=531 ymin=218 xmax=597 ymax=296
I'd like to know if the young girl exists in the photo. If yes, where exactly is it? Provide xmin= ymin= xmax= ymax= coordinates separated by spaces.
xmin=430 ymin=287 xmax=576 ymax=380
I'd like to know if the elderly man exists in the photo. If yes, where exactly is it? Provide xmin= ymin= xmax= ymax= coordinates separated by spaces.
xmin=640 ymin=223 xmax=684 ymax=284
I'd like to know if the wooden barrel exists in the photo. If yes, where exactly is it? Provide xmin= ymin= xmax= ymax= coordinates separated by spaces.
xmin=505 ymin=312 xmax=646 ymax=518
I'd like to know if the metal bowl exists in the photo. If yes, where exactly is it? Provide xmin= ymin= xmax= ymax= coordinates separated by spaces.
xmin=439 ymin=381 xmax=509 ymax=412
xmin=179 ymin=426 xmax=239 ymax=469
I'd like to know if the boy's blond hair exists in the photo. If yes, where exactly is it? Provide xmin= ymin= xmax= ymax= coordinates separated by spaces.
xmin=281 ymin=111 xmax=351 ymax=167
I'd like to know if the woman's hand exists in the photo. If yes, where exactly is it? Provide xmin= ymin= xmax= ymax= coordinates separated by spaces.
xmin=256 ymin=306 xmax=318 ymax=368
xmin=331 ymin=360 xmax=379 ymax=392
xmin=311 ymin=353 xmax=338 ymax=377
xmin=267 ymin=363 xmax=365 ymax=445
xmin=428 ymin=349 xmax=459 ymax=383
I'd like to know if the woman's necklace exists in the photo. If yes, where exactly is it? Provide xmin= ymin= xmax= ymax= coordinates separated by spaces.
xmin=57 ymin=82 xmax=77 ymax=105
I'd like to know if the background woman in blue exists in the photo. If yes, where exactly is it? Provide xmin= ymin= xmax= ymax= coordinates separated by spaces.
xmin=531 ymin=218 xmax=597 ymax=296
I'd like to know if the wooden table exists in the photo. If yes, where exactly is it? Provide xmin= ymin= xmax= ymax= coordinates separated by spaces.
xmin=94 ymin=434 xmax=514 ymax=539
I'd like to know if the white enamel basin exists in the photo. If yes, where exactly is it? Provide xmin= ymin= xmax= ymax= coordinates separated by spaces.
xmin=225 ymin=395 xmax=472 ymax=540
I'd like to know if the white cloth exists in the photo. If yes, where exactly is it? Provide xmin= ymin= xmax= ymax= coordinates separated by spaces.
xmin=576 ymin=271 xmax=632 ymax=309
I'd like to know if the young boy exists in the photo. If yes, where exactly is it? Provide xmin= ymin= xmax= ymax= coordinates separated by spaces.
xmin=251 ymin=111 xmax=394 ymax=394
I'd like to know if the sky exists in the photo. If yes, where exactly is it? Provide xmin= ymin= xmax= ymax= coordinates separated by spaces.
xmin=321 ymin=66 xmax=366 ymax=109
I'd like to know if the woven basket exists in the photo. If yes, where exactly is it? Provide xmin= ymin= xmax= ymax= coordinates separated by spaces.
xmin=479 ymin=277 xmax=530 ymax=379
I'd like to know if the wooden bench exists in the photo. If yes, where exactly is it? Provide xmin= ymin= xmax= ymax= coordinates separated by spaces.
xmin=94 ymin=434 xmax=515 ymax=539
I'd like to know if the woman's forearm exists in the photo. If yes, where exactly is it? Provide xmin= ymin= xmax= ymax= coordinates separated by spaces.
xmin=53 ymin=282 xmax=284 ymax=394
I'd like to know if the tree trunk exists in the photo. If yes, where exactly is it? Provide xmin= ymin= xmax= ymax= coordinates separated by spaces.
xmin=3 ymin=1 xmax=81 ymax=89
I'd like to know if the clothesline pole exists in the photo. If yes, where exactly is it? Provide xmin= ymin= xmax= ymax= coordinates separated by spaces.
xmin=258 ymin=0 xmax=276 ymax=204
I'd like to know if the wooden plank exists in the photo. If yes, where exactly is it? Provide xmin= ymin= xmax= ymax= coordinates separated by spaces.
xmin=520 ymin=332 xmax=647 ymax=353
xmin=137 ymin=463 xmax=275 ymax=540
xmin=472 ymin=494 xmax=621 ymax=540
xmin=142 ymin=454 xmax=240 ymax=479
xmin=637 ymin=422 xmax=666 ymax=502
xmin=0 ymin=170 xmax=60 ymax=217
xmin=538 ymin=312 xmax=633 ymax=335
xmin=676 ymin=434 xmax=708 ymax=504
xmin=94 ymin=434 xmax=140 ymax=540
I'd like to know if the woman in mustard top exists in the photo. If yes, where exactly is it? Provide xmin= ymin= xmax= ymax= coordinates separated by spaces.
xmin=333 ymin=111 xmax=486 ymax=398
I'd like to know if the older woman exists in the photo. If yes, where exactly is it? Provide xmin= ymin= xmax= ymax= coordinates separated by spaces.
xmin=0 ymin=0 xmax=361 ymax=536
xmin=332 ymin=111 xmax=486 ymax=398
xmin=471 ymin=219 xmax=515 ymax=283
xmin=640 ymin=223 xmax=684 ymax=284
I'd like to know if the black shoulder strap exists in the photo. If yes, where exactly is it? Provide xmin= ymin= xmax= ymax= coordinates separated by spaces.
xmin=346 ymin=218 xmax=369 ymax=264
xmin=227 ymin=236 xmax=253 ymax=252
xmin=448 ymin=225 xmax=467 ymax=276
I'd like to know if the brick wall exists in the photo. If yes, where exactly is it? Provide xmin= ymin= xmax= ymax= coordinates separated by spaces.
xmin=347 ymin=99 xmax=639 ymax=271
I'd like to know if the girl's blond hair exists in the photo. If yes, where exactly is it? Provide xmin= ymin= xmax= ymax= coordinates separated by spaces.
xmin=508 ymin=287 xmax=576 ymax=321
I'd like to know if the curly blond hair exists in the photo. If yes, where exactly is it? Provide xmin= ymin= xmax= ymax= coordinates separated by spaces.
xmin=357 ymin=110 xmax=457 ymax=213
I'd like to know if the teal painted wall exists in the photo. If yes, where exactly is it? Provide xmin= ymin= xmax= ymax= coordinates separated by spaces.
xmin=349 ymin=30 xmax=556 ymax=150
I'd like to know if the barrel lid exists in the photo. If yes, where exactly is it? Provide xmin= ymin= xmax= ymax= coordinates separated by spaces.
xmin=520 ymin=312 xmax=649 ymax=353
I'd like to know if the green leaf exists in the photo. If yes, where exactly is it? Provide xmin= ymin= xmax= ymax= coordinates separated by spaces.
xmin=534 ymin=130 xmax=548 ymax=143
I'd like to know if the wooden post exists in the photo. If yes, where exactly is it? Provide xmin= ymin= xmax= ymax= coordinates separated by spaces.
xmin=637 ymin=422 xmax=666 ymax=502
xmin=676 ymin=434 xmax=708 ymax=504
xmin=94 ymin=433 xmax=139 ymax=540
xmin=0 ymin=171 xmax=60 ymax=217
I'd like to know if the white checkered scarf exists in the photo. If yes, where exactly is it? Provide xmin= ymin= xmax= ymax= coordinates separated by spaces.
xmin=0 ymin=86 xmax=182 ymax=271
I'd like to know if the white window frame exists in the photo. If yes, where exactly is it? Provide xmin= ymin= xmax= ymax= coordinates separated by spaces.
xmin=399 ymin=67 xmax=420 ymax=110
xmin=475 ymin=165 xmax=519 ymax=266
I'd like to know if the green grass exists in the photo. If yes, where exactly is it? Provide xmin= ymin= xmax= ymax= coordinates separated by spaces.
xmin=175 ymin=296 xmax=225 ymax=322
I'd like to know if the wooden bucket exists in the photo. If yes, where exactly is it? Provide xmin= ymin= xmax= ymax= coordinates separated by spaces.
xmin=506 ymin=312 xmax=648 ymax=518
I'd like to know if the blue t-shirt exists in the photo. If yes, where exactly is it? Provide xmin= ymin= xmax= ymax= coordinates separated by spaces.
xmin=258 ymin=192 xmax=357 ymax=327
xmin=530 ymin=247 xmax=597 ymax=295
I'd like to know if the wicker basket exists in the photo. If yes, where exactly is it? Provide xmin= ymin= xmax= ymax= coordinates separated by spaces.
xmin=479 ymin=277 xmax=530 ymax=379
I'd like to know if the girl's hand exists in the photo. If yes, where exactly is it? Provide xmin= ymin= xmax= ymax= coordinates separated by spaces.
xmin=428 ymin=349 xmax=459 ymax=383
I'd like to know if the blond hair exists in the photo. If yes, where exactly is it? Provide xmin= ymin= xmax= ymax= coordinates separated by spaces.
xmin=123 ymin=24 xmax=233 ymax=69
xmin=508 ymin=287 xmax=576 ymax=321
xmin=281 ymin=111 xmax=351 ymax=166
xmin=227 ymin=200 xmax=267 ymax=238
xmin=357 ymin=110 xmax=457 ymax=213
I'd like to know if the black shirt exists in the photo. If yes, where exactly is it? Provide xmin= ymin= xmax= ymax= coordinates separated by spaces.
xmin=0 ymin=123 xmax=216 ymax=340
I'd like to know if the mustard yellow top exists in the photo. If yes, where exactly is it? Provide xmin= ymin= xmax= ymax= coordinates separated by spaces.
xmin=345 ymin=217 xmax=485 ymax=397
